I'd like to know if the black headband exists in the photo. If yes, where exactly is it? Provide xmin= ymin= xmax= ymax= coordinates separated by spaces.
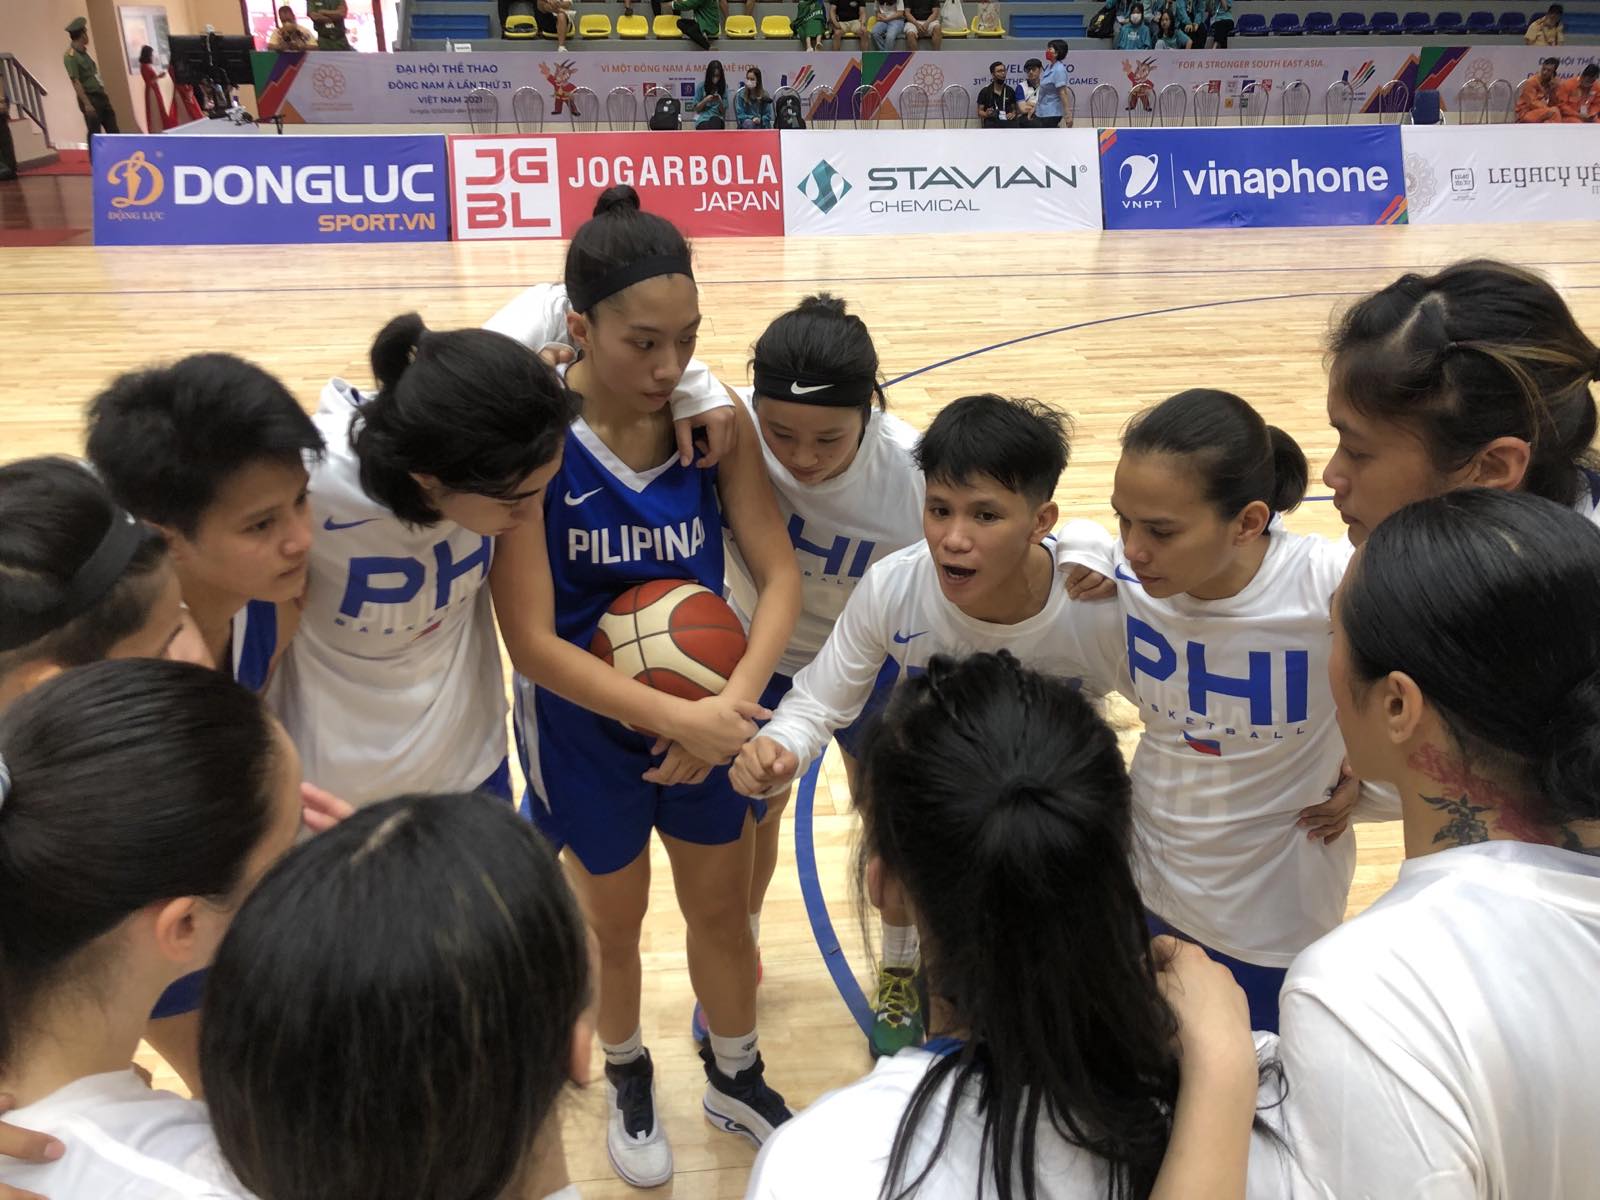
xmin=752 ymin=363 xmax=877 ymax=409
xmin=0 ymin=508 xmax=154 ymax=652
xmin=568 ymin=253 xmax=694 ymax=314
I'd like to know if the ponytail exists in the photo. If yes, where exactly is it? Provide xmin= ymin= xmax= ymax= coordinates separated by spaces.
xmin=1122 ymin=388 xmax=1306 ymax=517
xmin=352 ymin=313 xmax=576 ymax=527
xmin=0 ymin=659 xmax=283 ymax=1071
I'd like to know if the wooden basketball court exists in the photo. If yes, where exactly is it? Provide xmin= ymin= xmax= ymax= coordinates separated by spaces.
xmin=4 ymin=220 xmax=1596 ymax=1196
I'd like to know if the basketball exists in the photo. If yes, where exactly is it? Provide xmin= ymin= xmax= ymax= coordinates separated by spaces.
xmin=590 ymin=579 xmax=747 ymax=703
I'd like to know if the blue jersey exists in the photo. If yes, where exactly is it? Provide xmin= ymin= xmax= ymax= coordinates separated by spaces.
xmin=544 ymin=419 xmax=725 ymax=647
xmin=230 ymin=599 xmax=278 ymax=693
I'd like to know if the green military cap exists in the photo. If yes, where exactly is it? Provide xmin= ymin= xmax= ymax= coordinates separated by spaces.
xmin=66 ymin=16 xmax=88 ymax=34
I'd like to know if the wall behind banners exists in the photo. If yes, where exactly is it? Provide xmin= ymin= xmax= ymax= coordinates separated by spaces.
xmin=92 ymin=133 xmax=450 ymax=246
xmin=449 ymin=131 xmax=784 ymax=240
xmin=1403 ymin=125 xmax=1600 ymax=226
xmin=249 ymin=47 xmax=1586 ymax=126
xmin=1099 ymin=126 xmax=1408 ymax=231
xmin=780 ymin=129 xmax=1101 ymax=237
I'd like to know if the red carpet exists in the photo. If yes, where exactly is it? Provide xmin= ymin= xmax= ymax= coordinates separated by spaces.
xmin=21 ymin=149 xmax=92 ymax=177
xmin=0 ymin=228 xmax=85 ymax=247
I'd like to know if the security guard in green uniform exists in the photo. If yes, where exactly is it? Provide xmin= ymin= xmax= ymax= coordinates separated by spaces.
xmin=307 ymin=0 xmax=355 ymax=49
xmin=64 ymin=17 xmax=120 ymax=138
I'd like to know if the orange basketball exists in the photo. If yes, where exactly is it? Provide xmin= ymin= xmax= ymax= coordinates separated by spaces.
xmin=590 ymin=579 xmax=747 ymax=704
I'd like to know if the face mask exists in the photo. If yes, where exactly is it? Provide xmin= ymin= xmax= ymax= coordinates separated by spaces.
xmin=1132 ymin=12 xmax=1143 ymax=22
xmin=1045 ymin=47 xmax=1056 ymax=60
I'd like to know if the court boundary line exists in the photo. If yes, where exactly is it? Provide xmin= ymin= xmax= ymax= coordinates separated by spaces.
xmin=794 ymin=755 xmax=875 ymax=1035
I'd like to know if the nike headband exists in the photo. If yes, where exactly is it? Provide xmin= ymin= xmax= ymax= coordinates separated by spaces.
xmin=752 ymin=363 xmax=878 ymax=409
xmin=0 ymin=508 xmax=155 ymax=652
xmin=567 ymin=253 xmax=695 ymax=315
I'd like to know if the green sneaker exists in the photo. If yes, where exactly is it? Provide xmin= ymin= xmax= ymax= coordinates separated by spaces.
xmin=869 ymin=965 xmax=924 ymax=1058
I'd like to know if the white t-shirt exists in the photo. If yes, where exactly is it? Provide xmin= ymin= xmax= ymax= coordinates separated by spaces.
xmin=760 ymin=538 xmax=1129 ymax=781
xmin=266 ymin=379 xmax=507 ymax=805
xmin=1279 ymin=840 xmax=1600 ymax=1199
xmin=0 ymin=1072 xmax=243 ymax=1199
xmin=748 ymin=1039 xmax=1290 ymax=1199
xmin=481 ymin=282 xmax=731 ymax=423
xmin=1058 ymin=528 xmax=1357 ymax=965
xmin=725 ymin=387 xmax=925 ymax=677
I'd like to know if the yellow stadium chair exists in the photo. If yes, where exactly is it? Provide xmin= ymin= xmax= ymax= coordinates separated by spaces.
xmin=942 ymin=18 xmax=968 ymax=35
xmin=579 ymin=13 xmax=612 ymax=36
xmin=617 ymin=12 xmax=649 ymax=35
xmin=653 ymin=12 xmax=684 ymax=35
xmin=973 ymin=19 xmax=1004 ymax=34
xmin=726 ymin=13 xmax=758 ymax=35
xmin=761 ymin=13 xmax=794 ymax=36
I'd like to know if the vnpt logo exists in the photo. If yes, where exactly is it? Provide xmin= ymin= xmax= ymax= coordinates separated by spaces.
xmin=106 ymin=151 xmax=164 ymax=208
xmin=798 ymin=159 xmax=852 ymax=214
xmin=1120 ymin=153 xmax=1161 ymax=209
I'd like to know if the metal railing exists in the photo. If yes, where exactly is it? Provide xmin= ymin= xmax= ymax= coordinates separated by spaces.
xmin=0 ymin=54 xmax=50 ymax=146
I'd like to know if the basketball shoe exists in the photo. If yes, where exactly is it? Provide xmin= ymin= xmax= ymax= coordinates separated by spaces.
xmin=604 ymin=1049 xmax=673 ymax=1187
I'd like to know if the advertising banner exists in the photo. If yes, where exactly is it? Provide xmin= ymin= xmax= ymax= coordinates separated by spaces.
xmin=252 ymin=47 xmax=1492 ymax=125
xmin=1402 ymin=124 xmax=1600 ymax=225
xmin=92 ymin=133 xmax=450 ymax=245
xmin=780 ymin=128 xmax=1100 ymax=236
xmin=449 ymin=130 xmax=783 ymax=240
xmin=1099 ymin=126 xmax=1407 ymax=230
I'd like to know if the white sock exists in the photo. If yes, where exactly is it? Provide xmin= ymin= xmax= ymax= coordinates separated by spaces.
xmin=710 ymin=1028 xmax=758 ymax=1077
xmin=602 ymin=1027 xmax=645 ymax=1067
xmin=881 ymin=922 xmax=919 ymax=970
xmin=748 ymin=911 xmax=761 ymax=946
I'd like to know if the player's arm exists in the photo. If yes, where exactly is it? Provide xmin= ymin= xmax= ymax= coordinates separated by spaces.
xmin=715 ymin=392 xmax=802 ymax=706
xmin=732 ymin=564 xmax=892 ymax=796
xmin=490 ymin=505 xmax=767 ymax=766
xmin=0 ymin=1097 xmax=63 ymax=1200
xmin=1052 ymin=518 xmax=1118 ymax=599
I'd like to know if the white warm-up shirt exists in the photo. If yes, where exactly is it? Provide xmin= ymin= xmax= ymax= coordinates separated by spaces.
xmin=760 ymin=538 xmax=1129 ymax=779
xmin=1279 ymin=841 xmax=1600 ymax=1200
xmin=725 ymin=387 xmax=925 ymax=677
xmin=0 ymin=1072 xmax=242 ymax=1199
xmin=267 ymin=380 xmax=507 ymax=806
xmin=1058 ymin=528 xmax=1357 ymax=965
xmin=748 ymin=1038 xmax=1291 ymax=1199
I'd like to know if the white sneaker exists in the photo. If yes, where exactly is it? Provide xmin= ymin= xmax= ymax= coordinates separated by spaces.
xmin=605 ymin=1050 xmax=673 ymax=1187
xmin=699 ymin=1044 xmax=793 ymax=1148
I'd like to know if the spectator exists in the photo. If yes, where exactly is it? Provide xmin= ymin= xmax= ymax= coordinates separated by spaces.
xmin=1017 ymin=56 xmax=1043 ymax=123
xmin=1517 ymin=57 xmax=1563 ymax=122
xmin=903 ymin=0 xmax=943 ymax=49
xmin=1034 ymin=38 xmax=1070 ymax=126
xmin=692 ymin=59 xmax=728 ymax=125
xmin=1154 ymin=8 xmax=1190 ymax=45
xmin=1525 ymin=3 xmax=1564 ymax=44
xmin=0 ymin=75 xmax=16 ymax=182
xmin=673 ymin=0 xmax=721 ymax=46
xmin=736 ymin=66 xmax=774 ymax=127
xmin=972 ymin=0 xmax=1003 ymax=33
xmin=268 ymin=5 xmax=317 ymax=50
xmin=1560 ymin=62 xmax=1598 ymax=121
xmin=797 ymin=0 xmax=826 ymax=48
xmin=138 ymin=46 xmax=172 ymax=133
xmin=871 ymin=0 xmax=907 ymax=48
xmin=63 ymin=17 xmax=119 ymax=140
xmin=307 ymin=0 xmax=354 ymax=49
xmin=1091 ymin=0 xmax=1134 ymax=39
xmin=976 ymin=60 xmax=1023 ymax=126
xmin=1202 ymin=0 xmax=1233 ymax=45
xmin=536 ymin=0 xmax=574 ymax=51
xmin=830 ymin=0 xmax=870 ymax=49
xmin=1116 ymin=2 xmax=1155 ymax=47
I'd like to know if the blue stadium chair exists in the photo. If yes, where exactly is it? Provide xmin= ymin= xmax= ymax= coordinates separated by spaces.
xmin=1336 ymin=10 xmax=1372 ymax=32
xmin=1269 ymin=12 xmax=1305 ymax=33
xmin=1465 ymin=10 xmax=1496 ymax=32
xmin=1369 ymin=9 xmax=1400 ymax=31
xmin=1496 ymin=9 xmax=1528 ymax=33
xmin=1401 ymin=11 xmax=1434 ymax=32
xmin=1412 ymin=89 xmax=1442 ymax=123
xmin=1431 ymin=8 xmax=1464 ymax=29
xmin=1304 ymin=9 xmax=1336 ymax=31
xmin=1237 ymin=13 xmax=1269 ymax=33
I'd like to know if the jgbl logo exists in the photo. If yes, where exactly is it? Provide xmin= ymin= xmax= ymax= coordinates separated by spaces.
xmin=798 ymin=159 xmax=852 ymax=214
xmin=451 ymin=136 xmax=562 ymax=240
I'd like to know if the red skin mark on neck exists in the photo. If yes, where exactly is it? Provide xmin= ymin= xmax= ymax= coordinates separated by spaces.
xmin=1406 ymin=742 xmax=1554 ymax=845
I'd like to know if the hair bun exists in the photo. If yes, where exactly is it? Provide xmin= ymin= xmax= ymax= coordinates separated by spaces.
xmin=592 ymin=185 xmax=642 ymax=218
xmin=797 ymin=293 xmax=849 ymax=319
xmin=370 ymin=312 xmax=427 ymax=393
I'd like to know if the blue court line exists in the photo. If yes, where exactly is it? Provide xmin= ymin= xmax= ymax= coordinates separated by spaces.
xmin=793 ymin=755 xmax=875 ymax=1035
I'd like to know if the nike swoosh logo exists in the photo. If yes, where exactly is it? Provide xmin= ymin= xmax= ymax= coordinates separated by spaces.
xmin=564 ymin=487 xmax=603 ymax=506
xmin=1113 ymin=565 xmax=1142 ymax=584
xmin=324 ymin=516 xmax=379 ymax=531
xmin=892 ymin=630 xmax=928 ymax=644
xmin=790 ymin=382 xmax=831 ymax=396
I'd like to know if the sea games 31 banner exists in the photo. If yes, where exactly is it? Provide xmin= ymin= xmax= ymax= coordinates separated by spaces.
xmin=1099 ymin=126 xmax=1407 ymax=231
xmin=449 ymin=130 xmax=783 ymax=240
xmin=92 ymin=133 xmax=449 ymax=245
